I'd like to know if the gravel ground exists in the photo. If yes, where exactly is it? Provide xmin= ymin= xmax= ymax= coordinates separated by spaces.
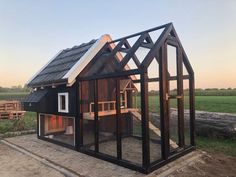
xmin=0 ymin=142 xmax=65 ymax=177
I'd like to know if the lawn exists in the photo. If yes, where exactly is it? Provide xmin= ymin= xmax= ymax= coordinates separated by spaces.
xmin=136 ymin=95 xmax=236 ymax=114
xmin=0 ymin=112 xmax=36 ymax=134
xmin=197 ymin=136 xmax=236 ymax=157
xmin=194 ymin=96 xmax=236 ymax=113
xmin=0 ymin=92 xmax=28 ymax=101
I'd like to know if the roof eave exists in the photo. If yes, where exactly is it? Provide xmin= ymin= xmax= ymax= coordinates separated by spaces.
xmin=28 ymin=78 xmax=68 ymax=89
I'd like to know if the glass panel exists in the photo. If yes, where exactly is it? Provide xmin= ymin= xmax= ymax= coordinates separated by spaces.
xmin=124 ymin=57 xmax=138 ymax=70
xmin=121 ymin=78 xmax=142 ymax=165
xmin=133 ymin=47 xmax=150 ymax=63
xmin=39 ymin=114 xmax=75 ymax=146
xmin=148 ymin=81 xmax=162 ymax=162
xmin=126 ymin=35 xmax=140 ymax=47
xmin=60 ymin=95 xmax=66 ymax=110
xmin=183 ymin=79 xmax=191 ymax=146
xmin=148 ymin=58 xmax=162 ymax=163
xmin=81 ymin=81 xmax=95 ymax=150
xmin=97 ymin=78 xmax=117 ymax=157
xmin=148 ymin=28 xmax=164 ymax=43
xmin=169 ymin=80 xmax=179 ymax=152
xmin=147 ymin=57 xmax=159 ymax=79
xmin=167 ymin=45 xmax=177 ymax=77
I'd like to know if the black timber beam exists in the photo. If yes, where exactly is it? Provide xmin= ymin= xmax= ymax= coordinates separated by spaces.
xmin=140 ymin=70 xmax=150 ymax=170
xmin=109 ymin=23 xmax=172 ymax=44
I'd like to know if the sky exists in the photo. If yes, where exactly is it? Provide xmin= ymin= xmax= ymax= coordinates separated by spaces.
xmin=0 ymin=0 xmax=236 ymax=89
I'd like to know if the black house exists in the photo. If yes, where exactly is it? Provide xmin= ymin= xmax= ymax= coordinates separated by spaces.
xmin=23 ymin=23 xmax=195 ymax=174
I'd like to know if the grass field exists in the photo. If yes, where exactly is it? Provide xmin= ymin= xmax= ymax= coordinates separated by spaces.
xmin=0 ymin=92 xmax=28 ymax=101
xmin=136 ymin=95 xmax=236 ymax=114
xmin=197 ymin=136 xmax=236 ymax=157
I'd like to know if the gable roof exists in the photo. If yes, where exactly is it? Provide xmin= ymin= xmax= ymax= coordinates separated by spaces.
xmin=27 ymin=23 xmax=194 ymax=88
xmin=27 ymin=35 xmax=112 ymax=88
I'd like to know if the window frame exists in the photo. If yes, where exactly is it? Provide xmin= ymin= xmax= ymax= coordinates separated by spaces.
xmin=58 ymin=92 xmax=69 ymax=113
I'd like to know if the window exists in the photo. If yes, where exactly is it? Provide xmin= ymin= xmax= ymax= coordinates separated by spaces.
xmin=39 ymin=114 xmax=75 ymax=146
xmin=58 ymin=93 xmax=69 ymax=113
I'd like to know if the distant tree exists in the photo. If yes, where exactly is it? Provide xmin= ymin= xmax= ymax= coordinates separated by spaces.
xmin=205 ymin=88 xmax=218 ymax=90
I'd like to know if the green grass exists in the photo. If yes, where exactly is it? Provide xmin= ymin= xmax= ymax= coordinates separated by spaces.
xmin=0 ymin=112 xmax=36 ymax=134
xmin=194 ymin=96 xmax=236 ymax=113
xmin=197 ymin=136 xmax=236 ymax=157
xmin=0 ymin=92 xmax=28 ymax=100
xmin=136 ymin=95 xmax=236 ymax=114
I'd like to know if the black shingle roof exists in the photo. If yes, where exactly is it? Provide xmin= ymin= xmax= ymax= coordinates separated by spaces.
xmin=28 ymin=39 xmax=97 ymax=87
xmin=23 ymin=89 xmax=48 ymax=103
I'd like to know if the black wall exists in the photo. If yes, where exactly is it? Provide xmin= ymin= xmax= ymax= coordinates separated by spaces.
xmin=24 ymin=84 xmax=77 ymax=117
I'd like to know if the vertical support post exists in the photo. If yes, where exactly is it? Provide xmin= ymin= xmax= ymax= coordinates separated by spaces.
xmin=94 ymin=79 xmax=99 ymax=152
xmin=37 ymin=112 xmax=39 ymax=138
xmin=159 ymin=45 xmax=170 ymax=160
xmin=40 ymin=114 xmax=45 ymax=137
xmin=76 ymin=81 xmax=83 ymax=149
xmin=80 ymin=82 xmax=84 ymax=147
xmin=116 ymin=78 xmax=122 ymax=160
xmin=189 ymin=74 xmax=195 ymax=146
xmin=140 ymin=70 xmax=150 ymax=170
xmin=177 ymin=46 xmax=185 ymax=147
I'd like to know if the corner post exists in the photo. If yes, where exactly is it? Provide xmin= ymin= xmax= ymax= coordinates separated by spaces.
xmin=189 ymin=74 xmax=195 ymax=146
xmin=140 ymin=68 xmax=150 ymax=170
xmin=75 ymin=80 xmax=83 ymax=150
xmin=116 ymin=78 xmax=122 ymax=159
xmin=94 ymin=79 xmax=99 ymax=152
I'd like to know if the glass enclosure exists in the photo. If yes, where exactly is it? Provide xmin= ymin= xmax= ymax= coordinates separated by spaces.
xmin=39 ymin=114 xmax=75 ymax=146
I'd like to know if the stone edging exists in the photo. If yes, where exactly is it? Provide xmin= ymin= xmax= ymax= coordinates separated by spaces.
xmin=1 ymin=139 xmax=81 ymax=177
xmin=0 ymin=130 xmax=36 ymax=138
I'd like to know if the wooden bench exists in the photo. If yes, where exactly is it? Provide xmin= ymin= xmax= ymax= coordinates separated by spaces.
xmin=0 ymin=101 xmax=25 ymax=119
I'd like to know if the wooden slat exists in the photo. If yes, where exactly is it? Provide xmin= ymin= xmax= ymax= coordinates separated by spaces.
xmin=0 ymin=101 xmax=25 ymax=119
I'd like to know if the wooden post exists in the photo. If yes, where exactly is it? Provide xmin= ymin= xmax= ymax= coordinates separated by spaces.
xmin=177 ymin=46 xmax=185 ymax=147
xmin=140 ymin=70 xmax=150 ymax=169
xmin=189 ymin=75 xmax=195 ymax=146
xmin=94 ymin=79 xmax=99 ymax=152
xmin=116 ymin=79 xmax=122 ymax=159
xmin=75 ymin=81 xmax=82 ymax=149
xmin=159 ymin=45 xmax=170 ymax=160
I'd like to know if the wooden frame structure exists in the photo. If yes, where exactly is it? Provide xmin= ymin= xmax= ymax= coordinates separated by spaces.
xmin=24 ymin=23 xmax=195 ymax=174
xmin=75 ymin=23 xmax=195 ymax=173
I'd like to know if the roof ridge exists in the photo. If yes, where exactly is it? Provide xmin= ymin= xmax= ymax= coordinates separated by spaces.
xmin=62 ymin=39 xmax=97 ymax=52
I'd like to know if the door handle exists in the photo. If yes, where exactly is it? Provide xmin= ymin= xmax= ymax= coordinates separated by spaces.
xmin=166 ymin=93 xmax=183 ymax=100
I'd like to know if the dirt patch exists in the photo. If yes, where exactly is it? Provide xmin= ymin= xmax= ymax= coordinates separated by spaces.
xmin=170 ymin=153 xmax=236 ymax=177
xmin=0 ymin=142 xmax=65 ymax=177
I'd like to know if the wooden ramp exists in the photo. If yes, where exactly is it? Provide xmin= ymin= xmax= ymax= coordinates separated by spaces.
xmin=129 ymin=110 xmax=178 ymax=149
